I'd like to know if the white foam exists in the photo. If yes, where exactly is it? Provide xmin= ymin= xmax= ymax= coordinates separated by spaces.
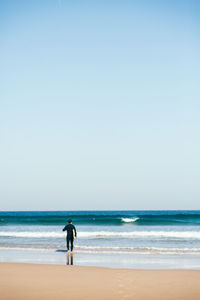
xmin=0 ymin=245 xmax=200 ymax=255
xmin=121 ymin=217 xmax=139 ymax=223
xmin=0 ymin=231 xmax=65 ymax=238
xmin=1 ymin=230 xmax=200 ymax=239
xmin=75 ymin=245 xmax=200 ymax=252
xmin=76 ymin=231 xmax=200 ymax=239
xmin=74 ymin=245 xmax=200 ymax=255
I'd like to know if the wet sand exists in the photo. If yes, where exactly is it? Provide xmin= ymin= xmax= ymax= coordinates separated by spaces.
xmin=0 ymin=262 xmax=200 ymax=300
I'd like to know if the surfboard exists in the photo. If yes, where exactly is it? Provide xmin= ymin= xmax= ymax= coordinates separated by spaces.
xmin=73 ymin=229 xmax=76 ymax=239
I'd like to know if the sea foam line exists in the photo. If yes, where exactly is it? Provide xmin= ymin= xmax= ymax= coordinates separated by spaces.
xmin=0 ymin=231 xmax=200 ymax=239
xmin=0 ymin=245 xmax=200 ymax=255
xmin=75 ymin=245 xmax=200 ymax=253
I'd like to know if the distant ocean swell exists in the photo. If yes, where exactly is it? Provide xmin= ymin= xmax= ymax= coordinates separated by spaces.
xmin=1 ymin=212 xmax=200 ymax=225
xmin=1 ymin=231 xmax=200 ymax=239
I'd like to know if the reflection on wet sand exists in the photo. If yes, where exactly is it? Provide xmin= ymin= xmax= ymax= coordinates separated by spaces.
xmin=66 ymin=253 xmax=73 ymax=265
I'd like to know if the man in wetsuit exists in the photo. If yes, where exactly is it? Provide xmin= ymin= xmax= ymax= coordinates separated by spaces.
xmin=63 ymin=219 xmax=77 ymax=253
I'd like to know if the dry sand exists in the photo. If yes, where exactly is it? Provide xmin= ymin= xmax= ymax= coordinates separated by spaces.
xmin=0 ymin=262 xmax=200 ymax=300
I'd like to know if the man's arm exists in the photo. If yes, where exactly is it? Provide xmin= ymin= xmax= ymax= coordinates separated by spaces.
xmin=73 ymin=225 xmax=77 ymax=237
xmin=62 ymin=225 xmax=67 ymax=231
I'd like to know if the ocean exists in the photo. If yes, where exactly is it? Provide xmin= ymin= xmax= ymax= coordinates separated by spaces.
xmin=1 ymin=210 xmax=200 ymax=269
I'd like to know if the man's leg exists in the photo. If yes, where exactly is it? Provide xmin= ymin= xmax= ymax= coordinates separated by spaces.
xmin=66 ymin=238 xmax=70 ymax=251
xmin=70 ymin=238 xmax=74 ymax=251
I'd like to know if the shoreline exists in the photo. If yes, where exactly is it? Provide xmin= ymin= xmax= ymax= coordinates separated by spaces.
xmin=1 ymin=263 xmax=200 ymax=299
xmin=1 ymin=260 xmax=200 ymax=270
xmin=1 ymin=247 xmax=200 ymax=269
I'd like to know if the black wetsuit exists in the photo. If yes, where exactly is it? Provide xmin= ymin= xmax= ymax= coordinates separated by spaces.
xmin=63 ymin=224 xmax=77 ymax=251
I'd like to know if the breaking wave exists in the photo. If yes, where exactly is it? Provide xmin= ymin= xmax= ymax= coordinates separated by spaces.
xmin=121 ymin=217 xmax=139 ymax=223
xmin=1 ymin=230 xmax=200 ymax=239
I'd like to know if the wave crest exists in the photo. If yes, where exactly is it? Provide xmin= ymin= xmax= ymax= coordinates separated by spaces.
xmin=121 ymin=217 xmax=139 ymax=223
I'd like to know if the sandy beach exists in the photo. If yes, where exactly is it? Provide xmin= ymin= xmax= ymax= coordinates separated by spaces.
xmin=0 ymin=263 xmax=200 ymax=300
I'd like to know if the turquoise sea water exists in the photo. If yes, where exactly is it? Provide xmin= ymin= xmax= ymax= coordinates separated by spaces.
xmin=0 ymin=210 xmax=200 ymax=268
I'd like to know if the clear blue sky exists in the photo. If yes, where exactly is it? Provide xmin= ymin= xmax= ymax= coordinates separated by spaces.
xmin=1 ymin=0 xmax=200 ymax=210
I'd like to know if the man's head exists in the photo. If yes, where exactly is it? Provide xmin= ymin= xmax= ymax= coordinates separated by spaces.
xmin=68 ymin=219 xmax=72 ymax=224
